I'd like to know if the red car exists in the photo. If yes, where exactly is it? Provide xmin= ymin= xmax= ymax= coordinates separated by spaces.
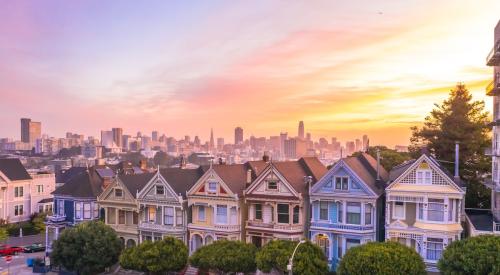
xmin=0 ymin=245 xmax=23 ymax=256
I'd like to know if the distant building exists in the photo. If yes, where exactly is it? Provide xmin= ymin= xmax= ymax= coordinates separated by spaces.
xmin=217 ymin=138 xmax=224 ymax=151
xmin=298 ymin=121 xmax=305 ymax=139
xmin=152 ymin=131 xmax=158 ymax=142
xmin=21 ymin=118 xmax=41 ymax=146
xmin=209 ymin=129 xmax=215 ymax=151
xmin=362 ymin=135 xmax=369 ymax=151
xmin=284 ymin=138 xmax=307 ymax=159
xmin=112 ymin=128 xmax=123 ymax=148
xmin=395 ymin=145 xmax=409 ymax=153
xmin=235 ymin=127 xmax=244 ymax=145
xmin=101 ymin=130 xmax=114 ymax=148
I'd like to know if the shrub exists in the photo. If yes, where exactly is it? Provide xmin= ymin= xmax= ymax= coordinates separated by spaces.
xmin=190 ymin=240 xmax=257 ymax=274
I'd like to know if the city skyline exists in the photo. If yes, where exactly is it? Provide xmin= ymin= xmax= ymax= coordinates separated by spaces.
xmin=1 ymin=1 xmax=500 ymax=146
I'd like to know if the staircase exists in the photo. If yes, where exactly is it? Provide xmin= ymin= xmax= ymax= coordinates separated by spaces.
xmin=184 ymin=266 xmax=198 ymax=275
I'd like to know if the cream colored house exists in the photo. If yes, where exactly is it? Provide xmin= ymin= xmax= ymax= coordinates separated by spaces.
xmin=385 ymin=154 xmax=465 ymax=270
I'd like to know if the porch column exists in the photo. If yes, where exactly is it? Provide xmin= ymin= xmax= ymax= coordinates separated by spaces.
xmin=55 ymin=226 xmax=59 ymax=240
xmin=173 ymin=207 xmax=177 ymax=227
xmin=361 ymin=203 xmax=365 ymax=225
xmin=385 ymin=202 xmax=390 ymax=225
xmin=226 ymin=204 xmax=229 ymax=224
xmin=342 ymin=201 xmax=347 ymax=223
xmin=45 ymin=225 xmax=49 ymax=250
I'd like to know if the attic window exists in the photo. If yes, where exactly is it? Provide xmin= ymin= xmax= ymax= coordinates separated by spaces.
xmin=267 ymin=180 xmax=278 ymax=190
xmin=115 ymin=189 xmax=123 ymax=197
xmin=208 ymin=181 xmax=217 ymax=193
xmin=156 ymin=185 xmax=164 ymax=195
xmin=335 ymin=177 xmax=349 ymax=190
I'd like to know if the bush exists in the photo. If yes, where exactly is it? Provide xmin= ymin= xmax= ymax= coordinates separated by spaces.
xmin=51 ymin=221 xmax=122 ymax=275
xmin=438 ymin=235 xmax=500 ymax=275
xmin=190 ymin=240 xmax=257 ymax=274
xmin=337 ymin=242 xmax=426 ymax=275
xmin=256 ymin=240 xmax=329 ymax=275
xmin=120 ymin=237 xmax=188 ymax=273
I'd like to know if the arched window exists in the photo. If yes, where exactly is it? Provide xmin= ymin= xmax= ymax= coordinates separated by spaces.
xmin=315 ymin=234 xmax=329 ymax=258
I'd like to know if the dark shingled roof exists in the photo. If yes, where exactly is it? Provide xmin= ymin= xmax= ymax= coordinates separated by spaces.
xmin=56 ymin=167 xmax=87 ymax=183
xmin=38 ymin=198 xmax=53 ymax=204
xmin=0 ymin=158 xmax=31 ymax=181
xmin=52 ymin=168 xmax=104 ymax=198
xmin=160 ymin=167 xmax=204 ymax=197
xmin=119 ymin=173 xmax=155 ymax=198
xmin=389 ymin=159 xmax=415 ymax=182
xmin=465 ymin=209 xmax=495 ymax=232
xmin=343 ymin=153 xmax=389 ymax=195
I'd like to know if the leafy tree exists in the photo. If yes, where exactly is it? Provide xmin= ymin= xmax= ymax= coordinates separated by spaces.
xmin=51 ymin=221 xmax=122 ymax=275
xmin=353 ymin=146 xmax=412 ymax=171
xmin=120 ymin=237 xmax=188 ymax=274
xmin=438 ymin=235 xmax=500 ymax=275
xmin=153 ymin=151 xmax=175 ymax=168
xmin=31 ymin=212 xmax=47 ymax=233
xmin=337 ymin=242 xmax=426 ymax=275
xmin=190 ymin=240 xmax=257 ymax=274
xmin=256 ymin=240 xmax=328 ymax=275
xmin=0 ymin=227 xmax=8 ymax=243
xmin=410 ymin=83 xmax=491 ymax=208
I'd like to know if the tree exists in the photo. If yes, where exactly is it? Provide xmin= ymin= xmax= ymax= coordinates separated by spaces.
xmin=189 ymin=240 xmax=257 ymax=274
xmin=0 ymin=227 xmax=8 ymax=243
xmin=153 ymin=151 xmax=174 ymax=168
xmin=438 ymin=235 xmax=500 ymax=275
xmin=256 ymin=240 xmax=329 ymax=275
xmin=337 ymin=242 xmax=426 ymax=275
xmin=51 ymin=221 xmax=122 ymax=275
xmin=410 ymin=83 xmax=491 ymax=208
xmin=353 ymin=146 xmax=412 ymax=171
xmin=120 ymin=237 xmax=188 ymax=274
xmin=31 ymin=212 xmax=47 ymax=233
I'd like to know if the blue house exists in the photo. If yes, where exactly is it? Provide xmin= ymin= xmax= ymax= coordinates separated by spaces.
xmin=309 ymin=153 xmax=388 ymax=270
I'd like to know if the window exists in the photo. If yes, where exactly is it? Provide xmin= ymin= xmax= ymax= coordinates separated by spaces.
xmin=346 ymin=202 xmax=361 ymax=225
xmin=14 ymin=186 xmax=23 ymax=197
xmin=164 ymin=207 xmax=174 ymax=225
xmin=92 ymin=202 xmax=99 ymax=218
xmin=148 ymin=207 xmax=156 ymax=223
xmin=267 ymin=180 xmax=278 ymax=190
xmin=118 ymin=210 xmax=125 ymax=224
xmin=255 ymin=204 xmax=262 ymax=220
xmin=156 ymin=185 xmax=164 ymax=195
xmin=198 ymin=206 xmax=205 ymax=221
xmin=335 ymin=177 xmax=348 ymax=190
xmin=365 ymin=204 xmax=372 ymax=225
xmin=216 ymin=205 xmax=227 ymax=224
xmin=448 ymin=200 xmax=453 ymax=221
xmin=293 ymin=206 xmax=300 ymax=224
xmin=37 ymin=185 xmax=43 ymax=194
xmin=14 ymin=205 xmax=23 ymax=216
xmin=416 ymin=170 xmax=432 ymax=184
xmin=83 ymin=203 xmax=91 ymax=219
xmin=428 ymin=199 xmax=445 ymax=222
xmin=208 ymin=181 xmax=217 ymax=193
xmin=176 ymin=209 xmax=183 ymax=225
xmin=393 ymin=201 xmax=405 ymax=219
xmin=315 ymin=234 xmax=329 ymax=258
xmin=58 ymin=200 xmax=64 ymax=215
xmin=426 ymin=238 xmax=443 ymax=260
xmin=277 ymin=204 xmax=289 ymax=223
xmin=38 ymin=205 xmax=44 ymax=213
xmin=115 ymin=189 xmax=123 ymax=197
xmin=346 ymin=239 xmax=361 ymax=251
xmin=75 ymin=202 xmax=82 ymax=219
xmin=418 ymin=203 xmax=424 ymax=220
xmin=337 ymin=202 xmax=343 ymax=223
xmin=319 ymin=201 xmax=328 ymax=220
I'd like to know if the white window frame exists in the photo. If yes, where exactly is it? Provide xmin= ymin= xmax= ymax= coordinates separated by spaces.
xmin=92 ymin=202 xmax=99 ymax=218
xmin=365 ymin=204 xmax=372 ymax=225
xmin=416 ymin=169 xmax=432 ymax=184
xmin=75 ymin=202 xmax=82 ymax=219
xmin=114 ymin=188 xmax=123 ymax=197
xmin=267 ymin=180 xmax=278 ymax=191
xmin=14 ymin=204 xmax=23 ymax=216
xmin=83 ymin=203 xmax=91 ymax=219
xmin=156 ymin=185 xmax=165 ymax=195
xmin=14 ymin=186 xmax=23 ymax=198
xmin=208 ymin=181 xmax=217 ymax=193
xmin=393 ymin=201 xmax=405 ymax=219
xmin=37 ymin=185 xmax=43 ymax=194
xmin=58 ymin=200 xmax=64 ymax=215
xmin=319 ymin=201 xmax=329 ymax=221
xmin=175 ymin=208 xmax=183 ymax=225
xmin=346 ymin=202 xmax=361 ymax=225
xmin=216 ymin=205 xmax=227 ymax=224
xmin=335 ymin=176 xmax=349 ymax=191
xmin=198 ymin=206 xmax=206 ymax=222
xmin=164 ymin=207 xmax=174 ymax=225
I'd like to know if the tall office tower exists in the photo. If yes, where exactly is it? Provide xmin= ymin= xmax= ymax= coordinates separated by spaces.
xmin=209 ymin=128 xmax=215 ymax=150
xmin=101 ymin=130 xmax=114 ymax=148
xmin=485 ymin=20 xmax=500 ymax=229
xmin=234 ymin=127 xmax=243 ymax=145
xmin=362 ymin=134 xmax=369 ymax=151
xmin=20 ymin=118 xmax=41 ymax=145
xmin=284 ymin=138 xmax=307 ymax=159
xmin=152 ymin=131 xmax=159 ymax=142
xmin=112 ymin=128 xmax=123 ymax=148
xmin=280 ymin=132 xmax=288 ymax=158
xmin=298 ymin=121 xmax=304 ymax=139
xmin=355 ymin=139 xmax=362 ymax=152
xmin=21 ymin=118 xmax=30 ymax=143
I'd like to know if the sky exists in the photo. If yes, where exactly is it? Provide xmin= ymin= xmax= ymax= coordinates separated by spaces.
xmin=1 ymin=0 xmax=499 ymax=147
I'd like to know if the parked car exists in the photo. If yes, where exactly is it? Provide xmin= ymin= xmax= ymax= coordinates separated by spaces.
xmin=0 ymin=245 xmax=23 ymax=255
xmin=23 ymin=243 xmax=45 ymax=253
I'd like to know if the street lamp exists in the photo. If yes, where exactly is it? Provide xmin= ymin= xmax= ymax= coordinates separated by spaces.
xmin=287 ymin=240 xmax=306 ymax=275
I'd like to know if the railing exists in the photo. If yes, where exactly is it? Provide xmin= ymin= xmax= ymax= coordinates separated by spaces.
xmin=246 ymin=220 xmax=303 ymax=231
xmin=47 ymin=214 xmax=66 ymax=223
xmin=113 ymin=224 xmax=139 ymax=234
xmin=311 ymin=221 xmax=374 ymax=231
xmin=139 ymin=222 xmax=181 ymax=231
xmin=214 ymin=224 xmax=241 ymax=231
xmin=494 ymin=221 xmax=500 ymax=232
xmin=486 ymin=41 xmax=500 ymax=65
xmin=31 ymin=174 xmax=55 ymax=179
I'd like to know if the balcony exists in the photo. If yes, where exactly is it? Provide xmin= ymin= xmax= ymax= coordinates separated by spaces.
xmin=246 ymin=220 xmax=303 ymax=232
xmin=486 ymin=41 xmax=500 ymax=66
xmin=113 ymin=224 xmax=139 ymax=234
xmin=486 ymin=79 xmax=500 ymax=96
xmin=311 ymin=221 xmax=374 ymax=231
xmin=188 ymin=223 xmax=241 ymax=232
xmin=139 ymin=222 xmax=182 ymax=232
xmin=46 ymin=214 xmax=66 ymax=223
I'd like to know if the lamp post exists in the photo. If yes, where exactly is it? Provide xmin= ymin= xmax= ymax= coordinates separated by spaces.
xmin=287 ymin=240 xmax=306 ymax=275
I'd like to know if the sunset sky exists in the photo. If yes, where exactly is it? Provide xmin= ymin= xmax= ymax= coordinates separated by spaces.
xmin=1 ymin=1 xmax=499 ymax=147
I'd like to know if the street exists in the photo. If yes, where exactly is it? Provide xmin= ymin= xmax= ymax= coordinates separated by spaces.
xmin=0 ymin=234 xmax=49 ymax=274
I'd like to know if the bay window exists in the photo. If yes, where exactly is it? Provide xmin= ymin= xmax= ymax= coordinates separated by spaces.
xmin=293 ymin=206 xmax=300 ymax=224
xmin=198 ymin=206 xmax=205 ymax=222
xmin=255 ymin=204 xmax=262 ymax=220
xmin=393 ymin=201 xmax=405 ymax=219
xmin=118 ymin=210 xmax=125 ymax=224
xmin=428 ymin=199 xmax=445 ymax=222
xmin=148 ymin=207 xmax=156 ymax=223
xmin=58 ymin=200 xmax=64 ymax=215
xmin=176 ymin=209 xmax=183 ymax=225
xmin=346 ymin=202 xmax=361 ymax=224
xmin=365 ymin=204 xmax=372 ymax=225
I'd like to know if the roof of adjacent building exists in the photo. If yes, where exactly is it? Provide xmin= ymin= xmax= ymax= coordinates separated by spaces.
xmin=38 ymin=198 xmax=53 ymax=204
xmin=160 ymin=167 xmax=204 ymax=197
xmin=343 ymin=153 xmax=389 ymax=195
xmin=52 ymin=167 xmax=104 ymax=198
xmin=203 ymin=163 xmax=253 ymax=195
xmin=0 ymin=158 xmax=32 ymax=181
xmin=119 ymin=173 xmax=156 ymax=198
xmin=56 ymin=167 xmax=87 ymax=183
xmin=465 ymin=209 xmax=496 ymax=232
xmin=270 ymin=158 xmax=327 ymax=193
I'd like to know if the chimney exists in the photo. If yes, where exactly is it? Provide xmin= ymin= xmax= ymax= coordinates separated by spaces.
xmin=376 ymin=148 xmax=381 ymax=180
xmin=180 ymin=155 xmax=186 ymax=169
xmin=139 ymin=159 xmax=147 ymax=170
xmin=218 ymin=158 xmax=224 ymax=165
xmin=246 ymin=169 xmax=252 ymax=187
xmin=262 ymin=154 xmax=270 ymax=163
xmin=454 ymin=141 xmax=460 ymax=179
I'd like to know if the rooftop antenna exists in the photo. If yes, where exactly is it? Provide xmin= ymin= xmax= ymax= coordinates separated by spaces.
xmin=376 ymin=148 xmax=381 ymax=180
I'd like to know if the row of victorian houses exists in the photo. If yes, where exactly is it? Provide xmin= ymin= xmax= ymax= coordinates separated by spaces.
xmin=46 ymin=152 xmax=468 ymax=271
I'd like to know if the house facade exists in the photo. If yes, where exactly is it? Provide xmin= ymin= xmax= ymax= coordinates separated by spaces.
xmin=385 ymin=154 xmax=465 ymax=270
xmin=0 ymin=159 xmax=55 ymax=223
xmin=137 ymin=167 xmax=202 ymax=244
xmin=244 ymin=157 xmax=326 ymax=248
xmin=309 ymin=153 xmax=388 ymax=270
xmin=187 ymin=163 xmax=255 ymax=253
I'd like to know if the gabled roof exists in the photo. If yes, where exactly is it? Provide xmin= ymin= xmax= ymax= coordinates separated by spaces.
xmin=343 ymin=153 xmax=389 ymax=195
xmin=0 ymin=158 xmax=31 ymax=181
xmin=389 ymin=160 xmax=416 ymax=181
xmin=200 ymin=163 xmax=255 ymax=195
xmin=52 ymin=168 xmax=104 ymax=198
xmin=159 ymin=167 xmax=204 ymax=197
xmin=119 ymin=173 xmax=155 ymax=198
